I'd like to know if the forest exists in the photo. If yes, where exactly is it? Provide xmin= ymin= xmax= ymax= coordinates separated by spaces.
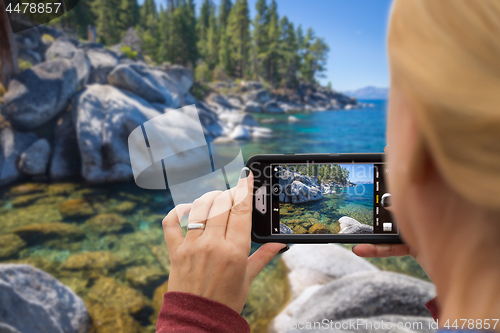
xmin=53 ymin=0 xmax=330 ymax=89
xmin=282 ymin=164 xmax=350 ymax=184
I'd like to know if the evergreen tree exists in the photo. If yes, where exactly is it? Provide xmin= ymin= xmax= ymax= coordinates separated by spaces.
xmin=120 ymin=0 xmax=140 ymax=31
xmin=266 ymin=0 xmax=280 ymax=85
xmin=217 ymin=0 xmax=233 ymax=29
xmin=167 ymin=0 xmax=198 ymax=67
xmin=197 ymin=0 xmax=215 ymax=65
xmin=252 ymin=0 xmax=269 ymax=80
xmin=226 ymin=0 xmax=251 ymax=78
xmin=93 ymin=0 xmax=122 ymax=45
xmin=205 ymin=9 xmax=219 ymax=68
xmin=278 ymin=16 xmax=299 ymax=88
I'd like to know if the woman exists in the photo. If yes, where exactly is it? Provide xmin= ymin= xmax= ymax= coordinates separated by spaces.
xmin=157 ymin=0 xmax=500 ymax=331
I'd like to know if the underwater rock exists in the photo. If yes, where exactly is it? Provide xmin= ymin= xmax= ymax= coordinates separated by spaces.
xmin=59 ymin=198 xmax=95 ymax=219
xmin=281 ymin=244 xmax=378 ymax=299
xmin=149 ymin=245 xmax=171 ymax=274
xmin=47 ymin=183 xmax=79 ymax=196
xmin=281 ymin=271 xmax=435 ymax=326
xmin=86 ymin=277 xmax=153 ymax=323
xmin=83 ymin=214 xmax=134 ymax=236
xmin=338 ymin=216 xmax=373 ymax=234
xmin=280 ymin=223 xmax=294 ymax=234
xmin=0 ymin=234 xmax=26 ymax=260
xmin=152 ymin=280 xmax=169 ymax=316
xmin=0 ymin=264 xmax=91 ymax=333
xmin=13 ymin=222 xmax=85 ymax=244
xmin=308 ymin=223 xmax=330 ymax=234
xmin=125 ymin=265 xmax=168 ymax=297
xmin=112 ymin=201 xmax=137 ymax=213
xmin=61 ymin=251 xmax=122 ymax=273
xmin=11 ymin=193 xmax=45 ymax=207
xmin=85 ymin=299 xmax=141 ymax=333
xmin=292 ymin=225 xmax=307 ymax=234
xmin=9 ymin=183 xmax=46 ymax=195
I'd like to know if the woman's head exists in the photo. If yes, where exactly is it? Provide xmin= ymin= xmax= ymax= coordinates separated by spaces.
xmin=386 ymin=0 xmax=500 ymax=248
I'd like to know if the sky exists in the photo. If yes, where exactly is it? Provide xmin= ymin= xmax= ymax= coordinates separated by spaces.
xmin=193 ymin=0 xmax=394 ymax=91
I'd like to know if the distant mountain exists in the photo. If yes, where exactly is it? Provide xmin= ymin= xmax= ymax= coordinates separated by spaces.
xmin=344 ymin=86 xmax=389 ymax=100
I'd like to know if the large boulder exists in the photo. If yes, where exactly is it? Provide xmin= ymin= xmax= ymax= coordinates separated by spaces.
xmin=229 ymin=125 xmax=251 ymax=140
xmin=244 ymin=100 xmax=262 ymax=113
xmin=283 ymin=271 xmax=435 ymax=325
xmin=263 ymin=100 xmax=285 ymax=113
xmin=0 ymin=118 xmax=38 ymax=186
xmin=338 ymin=216 xmax=373 ymax=234
xmin=289 ymin=180 xmax=323 ymax=203
xmin=219 ymin=112 xmax=259 ymax=128
xmin=18 ymin=138 xmax=51 ymax=175
xmin=49 ymin=111 xmax=81 ymax=180
xmin=83 ymin=45 xmax=118 ymax=84
xmin=0 ymin=264 xmax=91 ymax=333
xmin=45 ymin=38 xmax=91 ymax=86
xmin=281 ymin=244 xmax=379 ymax=299
xmin=164 ymin=65 xmax=194 ymax=96
xmin=72 ymin=84 xmax=162 ymax=183
xmin=0 ymin=59 xmax=79 ymax=131
xmin=107 ymin=63 xmax=185 ymax=108
xmin=243 ymin=89 xmax=272 ymax=104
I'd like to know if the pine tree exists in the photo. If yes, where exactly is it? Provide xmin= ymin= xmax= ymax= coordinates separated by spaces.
xmin=266 ymin=0 xmax=280 ymax=85
xmin=197 ymin=0 xmax=214 ymax=65
xmin=120 ymin=0 xmax=140 ymax=31
xmin=93 ymin=0 xmax=122 ymax=44
xmin=227 ymin=0 xmax=251 ymax=78
xmin=278 ymin=16 xmax=299 ymax=88
xmin=252 ymin=0 xmax=269 ymax=80
xmin=218 ymin=0 xmax=233 ymax=29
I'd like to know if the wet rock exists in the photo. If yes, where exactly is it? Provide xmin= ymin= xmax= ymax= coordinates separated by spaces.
xmin=18 ymin=138 xmax=51 ymax=175
xmin=0 ymin=264 xmax=91 ymax=333
xmin=152 ymin=280 xmax=169 ymax=313
xmin=9 ymin=183 xmax=46 ymax=195
xmin=284 ymin=271 xmax=435 ymax=325
xmin=87 ymin=277 xmax=153 ymax=323
xmin=308 ymin=223 xmax=330 ymax=234
xmin=50 ymin=112 xmax=81 ymax=180
xmin=84 ymin=46 xmax=119 ymax=84
xmin=229 ymin=125 xmax=251 ymax=140
xmin=13 ymin=222 xmax=85 ymax=244
xmin=47 ymin=183 xmax=79 ymax=196
xmin=85 ymin=299 xmax=141 ymax=333
xmin=61 ymin=251 xmax=122 ymax=273
xmin=0 ymin=234 xmax=26 ymax=260
xmin=149 ymin=245 xmax=171 ymax=273
xmin=83 ymin=214 xmax=134 ymax=235
xmin=72 ymin=84 xmax=162 ymax=183
xmin=0 ymin=59 xmax=78 ymax=130
xmin=282 ymin=244 xmax=378 ymax=299
xmin=0 ymin=118 xmax=38 ymax=186
xmin=11 ymin=193 xmax=45 ymax=207
xmin=59 ymin=198 xmax=95 ymax=219
xmin=112 ymin=201 xmax=137 ymax=213
xmin=125 ymin=265 xmax=168 ymax=297
xmin=338 ymin=216 xmax=373 ymax=234
xmin=263 ymin=100 xmax=285 ymax=113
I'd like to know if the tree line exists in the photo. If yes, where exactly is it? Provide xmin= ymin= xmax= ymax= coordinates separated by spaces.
xmin=55 ymin=0 xmax=329 ymax=88
xmin=282 ymin=164 xmax=350 ymax=185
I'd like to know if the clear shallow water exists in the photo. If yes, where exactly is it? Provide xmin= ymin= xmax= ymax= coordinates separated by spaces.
xmin=0 ymin=100 xmax=430 ymax=332
xmin=240 ymin=100 xmax=387 ymax=158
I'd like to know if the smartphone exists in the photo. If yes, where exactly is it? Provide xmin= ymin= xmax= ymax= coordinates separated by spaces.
xmin=247 ymin=153 xmax=402 ymax=244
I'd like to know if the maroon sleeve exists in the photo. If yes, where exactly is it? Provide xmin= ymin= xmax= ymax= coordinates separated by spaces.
xmin=425 ymin=297 xmax=440 ymax=322
xmin=156 ymin=292 xmax=250 ymax=333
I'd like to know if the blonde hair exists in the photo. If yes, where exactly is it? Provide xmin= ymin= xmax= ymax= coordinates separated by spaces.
xmin=388 ymin=0 xmax=500 ymax=209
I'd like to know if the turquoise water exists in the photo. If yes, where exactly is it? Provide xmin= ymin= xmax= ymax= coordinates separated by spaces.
xmin=240 ymin=100 xmax=387 ymax=158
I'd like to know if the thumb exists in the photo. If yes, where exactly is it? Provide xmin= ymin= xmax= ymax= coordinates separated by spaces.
xmin=246 ymin=243 xmax=288 ymax=283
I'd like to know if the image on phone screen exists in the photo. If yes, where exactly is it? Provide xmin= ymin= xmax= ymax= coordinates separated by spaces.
xmin=270 ymin=163 xmax=396 ymax=236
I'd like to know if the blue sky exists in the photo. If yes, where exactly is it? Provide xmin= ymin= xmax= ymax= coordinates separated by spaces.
xmin=194 ymin=0 xmax=394 ymax=91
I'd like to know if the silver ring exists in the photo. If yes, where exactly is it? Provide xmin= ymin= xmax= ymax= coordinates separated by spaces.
xmin=187 ymin=223 xmax=206 ymax=231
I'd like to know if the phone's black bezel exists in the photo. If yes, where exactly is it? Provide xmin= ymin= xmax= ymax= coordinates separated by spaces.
xmin=246 ymin=153 xmax=403 ymax=244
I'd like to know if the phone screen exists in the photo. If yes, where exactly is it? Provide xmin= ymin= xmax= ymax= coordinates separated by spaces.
xmin=270 ymin=163 xmax=396 ymax=235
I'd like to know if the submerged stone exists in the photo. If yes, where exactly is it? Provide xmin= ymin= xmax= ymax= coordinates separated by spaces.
xmin=9 ymin=183 xmax=46 ymax=196
xmin=11 ymin=193 xmax=45 ymax=207
xmin=61 ymin=251 xmax=122 ymax=273
xmin=59 ymin=198 xmax=95 ymax=219
xmin=85 ymin=299 xmax=141 ymax=333
xmin=309 ymin=223 xmax=330 ymax=234
xmin=13 ymin=222 xmax=85 ymax=244
xmin=151 ymin=280 xmax=169 ymax=319
xmin=125 ymin=265 xmax=168 ymax=297
xmin=83 ymin=213 xmax=134 ymax=235
xmin=0 ymin=234 xmax=26 ymax=259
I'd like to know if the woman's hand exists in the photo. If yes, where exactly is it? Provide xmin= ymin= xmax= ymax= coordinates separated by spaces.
xmin=161 ymin=168 xmax=287 ymax=313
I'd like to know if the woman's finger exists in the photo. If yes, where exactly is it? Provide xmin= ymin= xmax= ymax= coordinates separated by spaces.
xmin=185 ymin=191 xmax=223 ymax=243
xmin=352 ymin=244 xmax=411 ymax=258
xmin=162 ymin=203 xmax=192 ymax=253
xmin=245 ymin=243 xmax=287 ymax=284
xmin=204 ymin=189 xmax=233 ymax=239
xmin=226 ymin=168 xmax=253 ymax=245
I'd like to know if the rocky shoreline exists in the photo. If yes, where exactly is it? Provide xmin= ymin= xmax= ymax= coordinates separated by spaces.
xmin=1 ymin=20 xmax=371 ymax=189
